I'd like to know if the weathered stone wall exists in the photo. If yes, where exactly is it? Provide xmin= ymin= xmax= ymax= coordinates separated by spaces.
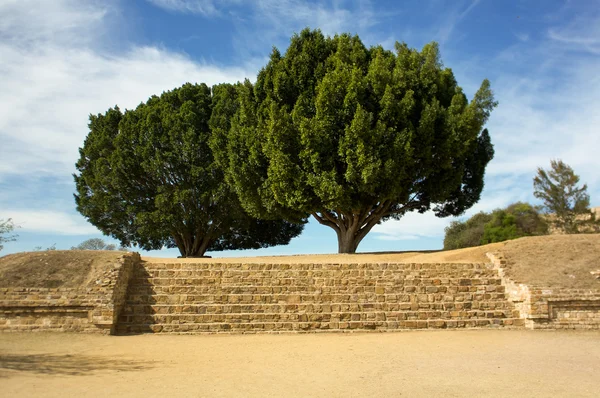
xmin=487 ymin=252 xmax=600 ymax=329
xmin=0 ymin=252 xmax=140 ymax=334
xmin=117 ymin=261 xmax=523 ymax=334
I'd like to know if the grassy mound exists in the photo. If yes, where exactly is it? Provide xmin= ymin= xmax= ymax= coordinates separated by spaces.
xmin=0 ymin=250 xmax=126 ymax=288
xmin=498 ymin=234 xmax=600 ymax=289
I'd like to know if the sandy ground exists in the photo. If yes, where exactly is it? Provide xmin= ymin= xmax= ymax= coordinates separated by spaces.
xmin=1 ymin=330 xmax=599 ymax=397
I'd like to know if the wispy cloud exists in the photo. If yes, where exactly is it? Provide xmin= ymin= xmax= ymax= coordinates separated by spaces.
xmin=7 ymin=210 xmax=99 ymax=235
xmin=435 ymin=0 xmax=481 ymax=44
xmin=146 ymin=0 xmax=242 ymax=16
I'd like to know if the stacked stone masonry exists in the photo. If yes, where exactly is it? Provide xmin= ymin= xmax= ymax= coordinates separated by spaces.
xmin=116 ymin=262 xmax=524 ymax=334
xmin=0 ymin=253 xmax=139 ymax=334
xmin=487 ymin=252 xmax=600 ymax=330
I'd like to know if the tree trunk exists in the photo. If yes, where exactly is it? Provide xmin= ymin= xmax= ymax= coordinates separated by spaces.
xmin=336 ymin=228 xmax=360 ymax=254
xmin=312 ymin=204 xmax=392 ymax=254
xmin=173 ymin=232 xmax=212 ymax=258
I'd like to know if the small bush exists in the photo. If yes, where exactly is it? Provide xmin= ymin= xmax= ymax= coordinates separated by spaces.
xmin=444 ymin=202 xmax=549 ymax=249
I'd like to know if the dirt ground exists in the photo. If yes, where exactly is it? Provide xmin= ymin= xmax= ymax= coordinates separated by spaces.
xmin=0 ymin=251 xmax=125 ymax=288
xmin=500 ymin=234 xmax=600 ymax=289
xmin=1 ymin=330 xmax=599 ymax=397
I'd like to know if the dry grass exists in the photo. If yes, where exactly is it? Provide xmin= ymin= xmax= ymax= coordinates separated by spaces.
xmin=499 ymin=234 xmax=600 ymax=289
xmin=0 ymin=250 xmax=126 ymax=288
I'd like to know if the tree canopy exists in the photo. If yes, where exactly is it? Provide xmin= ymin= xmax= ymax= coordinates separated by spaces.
xmin=74 ymin=83 xmax=304 ymax=257
xmin=533 ymin=160 xmax=598 ymax=234
xmin=214 ymin=29 xmax=497 ymax=253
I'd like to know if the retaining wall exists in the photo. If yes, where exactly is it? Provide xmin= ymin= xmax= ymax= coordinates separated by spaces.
xmin=487 ymin=252 xmax=600 ymax=330
xmin=0 ymin=252 xmax=140 ymax=334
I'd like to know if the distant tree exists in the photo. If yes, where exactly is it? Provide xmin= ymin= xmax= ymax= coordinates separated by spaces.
xmin=504 ymin=202 xmax=549 ymax=236
xmin=443 ymin=212 xmax=492 ymax=250
xmin=0 ymin=218 xmax=18 ymax=252
xmin=215 ymin=29 xmax=497 ymax=253
xmin=444 ymin=202 xmax=549 ymax=249
xmin=481 ymin=210 xmax=518 ymax=244
xmin=533 ymin=160 xmax=597 ymax=233
xmin=74 ymin=83 xmax=304 ymax=258
xmin=71 ymin=238 xmax=116 ymax=251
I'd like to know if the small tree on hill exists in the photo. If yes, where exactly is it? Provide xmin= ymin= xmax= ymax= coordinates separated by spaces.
xmin=215 ymin=29 xmax=497 ymax=253
xmin=71 ymin=238 xmax=116 ymax=251
xmin=533 ymin=160 xmax=597 ymax=233
xmin=0 ymin=218 xmax=18 ymax=252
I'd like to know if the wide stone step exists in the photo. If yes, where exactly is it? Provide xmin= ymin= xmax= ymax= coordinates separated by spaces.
xmin=124 ymin=292 xmax=509 ymax=305
xmin=129 ymin=277 xmax=503 ymax=287
xmin=118 ymin=309 xmax=518 ymax=325
xmin=116 ymin=318 xmax=526 ymax=334
xmin=120 ymin=301 xmax=516 ymax=315
xmin=125 ymin=287 xmax=505 ymax=297
xmin=138 ymin=263 xmax=491 ymax=271
xmin=134 ymin=269 xmax=500 ymax=279
xmin=126 ymin=283 xmax=505 ymax=296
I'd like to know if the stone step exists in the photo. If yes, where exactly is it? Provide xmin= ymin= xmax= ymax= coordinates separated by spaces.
xmin=115 ymin=318 xmax=526 ymax=334
xmin=124 ymin=292 xmax=509 ymax=305
xmin=129 ymin=277 xmax=504 ymax=287
xmin=128 ymin=286 xmax=505 ymax=302
xmin=137 ymin=263 xmax=492 ymax=271
xmin=120 ymin=302 xmax=517 ymax=315
xmin=134 ymin=269 xmax=500 ymax=278
xmin=118 ymin=310 xmax=517 ymax=325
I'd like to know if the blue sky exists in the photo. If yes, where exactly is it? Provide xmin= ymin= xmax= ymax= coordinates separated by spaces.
xmin=1 ymin=0 xmax=599 ymax=257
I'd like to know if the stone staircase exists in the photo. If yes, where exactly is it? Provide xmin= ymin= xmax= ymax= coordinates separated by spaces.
xmin=116 ymin=262 xmax=524 ymax=334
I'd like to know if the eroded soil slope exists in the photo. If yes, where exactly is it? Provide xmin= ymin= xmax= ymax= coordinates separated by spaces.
xmin=499 ymin=234 xmax=600 ymax=289
xmin=0 ymin=250 xmax=126 ymax=288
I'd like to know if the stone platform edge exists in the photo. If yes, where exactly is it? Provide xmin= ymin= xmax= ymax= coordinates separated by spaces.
xmin=0 ymin=252 xmax=140 ymax=334
xmin=486 ymin=252 xmax=600 ymax=330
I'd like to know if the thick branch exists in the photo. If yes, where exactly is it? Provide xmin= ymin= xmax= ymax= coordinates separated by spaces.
xmin=311 ymin=212 xmax=339 ymax=232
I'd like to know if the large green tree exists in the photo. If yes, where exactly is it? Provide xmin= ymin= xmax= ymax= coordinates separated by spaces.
xmin=74 ymin=83 xmax=304 ymax=257
xmin=533 ymin=159 xmax=598 ymax=233
xmin=215 ymin=29 xmax=496 ymax=253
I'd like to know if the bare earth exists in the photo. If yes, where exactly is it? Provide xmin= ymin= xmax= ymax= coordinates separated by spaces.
xmin=1 ymin=331 xmax=599 ymax=397
xmin=0 ymin=251 xmax=125 ymax=288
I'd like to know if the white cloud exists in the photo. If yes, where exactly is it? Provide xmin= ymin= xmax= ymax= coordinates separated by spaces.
xmin=372 ymin=211 xmax=451 ymax=241
xmin=146 ymin=0 xmax=241 ymax=15
xmin=0 ymin=2 xmax=251 ymax=180
xmin=8 ymin=210 xmax=100 ymax=235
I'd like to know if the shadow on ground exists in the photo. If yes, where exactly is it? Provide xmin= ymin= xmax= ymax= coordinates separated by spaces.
xmin=0 ymin=352 xmax=153 ymax=377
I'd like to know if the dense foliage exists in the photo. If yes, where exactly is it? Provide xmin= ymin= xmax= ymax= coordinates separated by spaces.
xmin=214 ymin=29 xmax=497 ymax=253
xmin=443 ymin=202 xmax=548 ymax=249
xmin=533 ymin=160 xmax=598 ymax=233
xmin=443 ymin=212 xmax=492 ymax=250
xmin=74 ymin=83 xmax=304 ymax=257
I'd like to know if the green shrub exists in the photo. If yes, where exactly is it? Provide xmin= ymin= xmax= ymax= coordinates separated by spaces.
xmin=443 ymin=212 xmax=492 ymax=250
xmin=444 ymin=202 xmax=549 ymax=249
